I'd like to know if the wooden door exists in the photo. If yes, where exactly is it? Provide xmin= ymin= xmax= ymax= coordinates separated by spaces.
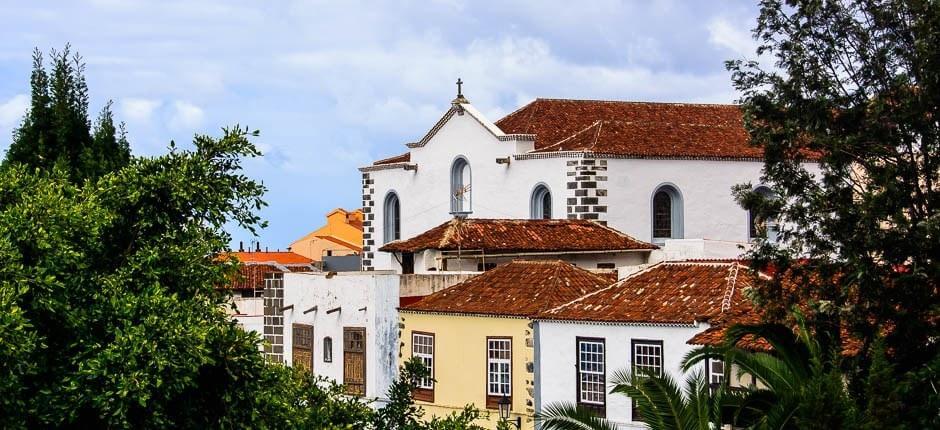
xmin=343 ymin=327 xmax=366 ymax=396
xmin=292 ymin=323 xmax=314 ymax=373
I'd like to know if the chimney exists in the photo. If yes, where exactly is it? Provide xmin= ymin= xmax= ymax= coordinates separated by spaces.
xmin=239 ymin=241 xmax=244 ymax=252
xmin=255 ymin=241 xmax=261 ymax=252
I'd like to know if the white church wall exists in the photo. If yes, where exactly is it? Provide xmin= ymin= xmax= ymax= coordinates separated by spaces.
xmin=366 ymin=110 xmax=568 ymax=271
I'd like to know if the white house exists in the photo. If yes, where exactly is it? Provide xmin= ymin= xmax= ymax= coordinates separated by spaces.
xmin=281 ymin=271 xmax=401 ymax=402
xmin=360 ymin=90 xmax=817 ymax=272
xmin=533 ymin=260 xmax=755 ymax=429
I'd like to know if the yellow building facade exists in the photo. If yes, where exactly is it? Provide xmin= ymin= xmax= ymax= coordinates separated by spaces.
xmin=290 ymin=208 xmax=363 ymax=261
xmin=397 ymin=260 xmax=612 ymax=430
xmin=400 ymin=312 xmax=533 ymax=429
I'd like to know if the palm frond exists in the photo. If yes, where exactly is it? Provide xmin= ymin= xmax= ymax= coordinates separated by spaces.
xmin=610 ymin=368 xmax=686 ymax=430
xmin=536 ymin=402 xmax=618 ymax=430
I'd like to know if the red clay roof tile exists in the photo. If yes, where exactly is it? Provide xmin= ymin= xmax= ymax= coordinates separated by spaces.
xmin=379 ymin=218 xmax=657 ymax=254
xmin=496 ymin=99 xmax=767 ymax=159
xmin=400 ymin=260 xmax=611 ymax=317
xmin=537 ymin=261 xmax=753 ymax=325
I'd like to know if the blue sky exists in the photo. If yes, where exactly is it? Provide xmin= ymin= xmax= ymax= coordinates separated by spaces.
xmin=0 ymin=0 xmax=760 ymax=249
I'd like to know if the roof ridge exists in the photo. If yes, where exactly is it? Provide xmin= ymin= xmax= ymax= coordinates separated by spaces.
xmin=535 ymin=120 xmax=604 ymax=152
xmin=541 ymin=262 xmax=665 ymax=315
xmin=529 ymin=97 xmax=740 ymax=108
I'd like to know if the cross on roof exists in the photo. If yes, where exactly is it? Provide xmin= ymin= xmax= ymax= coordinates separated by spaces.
xmin=456 ymin=78 xmax=463 ymax=97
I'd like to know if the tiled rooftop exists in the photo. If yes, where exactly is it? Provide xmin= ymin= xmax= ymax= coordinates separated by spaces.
xmin=222 ymin=251 xmax=316 ymax=290
xmin=537 ymin=261 xmax=754 ymax=325
xmin=400 ymin=260 xmax=612 ymax=317
xmin=379 ymin=218 xmax=657 ymax=254
xmin=496 ymin=99 xmax=771 ymax=159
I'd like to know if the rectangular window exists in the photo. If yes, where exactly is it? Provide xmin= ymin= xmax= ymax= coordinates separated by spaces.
xmin=708 ymin=359 xmax=724 ymax=385
xmin=412 ymin=332 xmax=435 ymax=402
xmin=576 ymin=338 xmax=606 ymax=416
xmin=631 ymin=340 xmax=663 ymax=422
xmin=486 ymin=337 xmax=512 ymax=409
xmin=343 ymin=327 xmax=366 ymax=396
xmin=323 ymin=337 xmax=333 ymax=363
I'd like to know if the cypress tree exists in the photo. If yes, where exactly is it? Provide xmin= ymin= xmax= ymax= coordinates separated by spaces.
xmin=3 ymin=45 xmax=131 ymax=182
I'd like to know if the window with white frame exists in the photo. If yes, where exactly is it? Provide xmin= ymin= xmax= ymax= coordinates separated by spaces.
xmin=486 ymin=337 xmax=512 ymax=407
xmin=708 ymin=359 xmax=724 ymax=385
xmin=632 ymin=340 xmax=663 ymax=377
xmin=412 ymin=333 xmax=434 ymax=390
xmin=577 ymin=338 xmax=606 ymax=414
xmin=631 ymin=340 xmax=663 ymax=422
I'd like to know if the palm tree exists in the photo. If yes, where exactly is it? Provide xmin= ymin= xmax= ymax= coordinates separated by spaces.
xmin=537 ymin=369 xmax=730 ymax=430
xmin=682 ymin=312 xmax=856 ymax=429
xmin=539 ymin=312 xmax=855 ymax=430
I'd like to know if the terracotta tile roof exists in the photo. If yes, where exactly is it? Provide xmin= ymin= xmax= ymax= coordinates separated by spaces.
xmin=225 ymin=263 xmax=316 ymax=290
xmin=401 ymin=260 xmax=611 ymax=317
xmin=372 ymin=152 xmax=411 ymax=165
xmin=379 ymin=218 xmax=657 ymax=254
xmin=537 ymin=261 xmax=754 ymax=325
xmin=229 ymin=251 xmax=314 ymax=265
xmin=221 ymin=251 xmax=316 ymax=290
xmin=496 ymin=99 xmax=770 ymax=160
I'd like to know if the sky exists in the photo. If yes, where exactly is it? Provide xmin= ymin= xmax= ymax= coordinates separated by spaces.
xmin=0 ymin=0 xmax=761 ymax=249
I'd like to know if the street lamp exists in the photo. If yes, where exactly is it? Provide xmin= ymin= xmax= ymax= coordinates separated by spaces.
xmin=497 ymin=394 xmax=521 ymax=428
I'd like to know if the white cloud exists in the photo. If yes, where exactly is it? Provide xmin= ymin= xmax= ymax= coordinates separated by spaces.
xmin=707 ymin=17 xmax=758 ymax=57
xmin=0 ymin=94 xmax=28 ymax=128
xmin=120 ymin=97 xmax=161 ymax=122
xmin=169 ymin=100 xmax=205 ymax=130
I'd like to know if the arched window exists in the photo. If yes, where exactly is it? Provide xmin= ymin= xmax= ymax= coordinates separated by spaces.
xmin=749 ymin=186 xmax=776 ymax=241
xmin=323 ymin=337 xmax=333 ymax=362
xmin=652 ymin=184 xmax=683 ymax=242
xmin=530 ymin=184 xmax=552 ymax=219
xmin=450 ymin=157 xmax=471 ymax=214
xmin=383 ymin=192 xmax=400 ymax=243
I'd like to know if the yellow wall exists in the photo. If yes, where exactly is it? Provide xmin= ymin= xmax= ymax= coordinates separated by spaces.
xmin=400 ymin=312 xmax=535 ymax=430
xmin=290 ymin=209 xmax=363 ymax=261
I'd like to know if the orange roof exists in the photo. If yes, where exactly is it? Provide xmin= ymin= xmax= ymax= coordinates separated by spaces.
xmin=400 ymin=260 xmax=611 ymax=317
xmin=379 ymin=218 xmax=657 ymax=254
xmin=228 ymin=251 xmax=313 ymax=265
xmin=537 ymin=261 xmax=754 ymax=325
xmin=496 ymin=99 xmax=766 ymax=159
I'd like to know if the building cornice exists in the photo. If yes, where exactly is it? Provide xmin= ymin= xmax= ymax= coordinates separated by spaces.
xmin=358 ymin=162 xmax=418 ymax=173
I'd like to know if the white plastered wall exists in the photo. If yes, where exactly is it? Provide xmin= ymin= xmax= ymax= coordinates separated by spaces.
xmin=282 ymin=271 xmax=400 ymax=402
xmin=535 ymin=320 xmax=710 ymax=429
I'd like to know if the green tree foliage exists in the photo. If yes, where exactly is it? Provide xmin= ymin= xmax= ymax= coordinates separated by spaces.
xmin=0 ymin=127 xmax=375 ymax=428
xmin=372 ymin=357 xmax=488 ymax=430
xmin=3 ymin=45 xmax=130 ymax=183
xmin=729 ymin=0 xmax=939 ymax=426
